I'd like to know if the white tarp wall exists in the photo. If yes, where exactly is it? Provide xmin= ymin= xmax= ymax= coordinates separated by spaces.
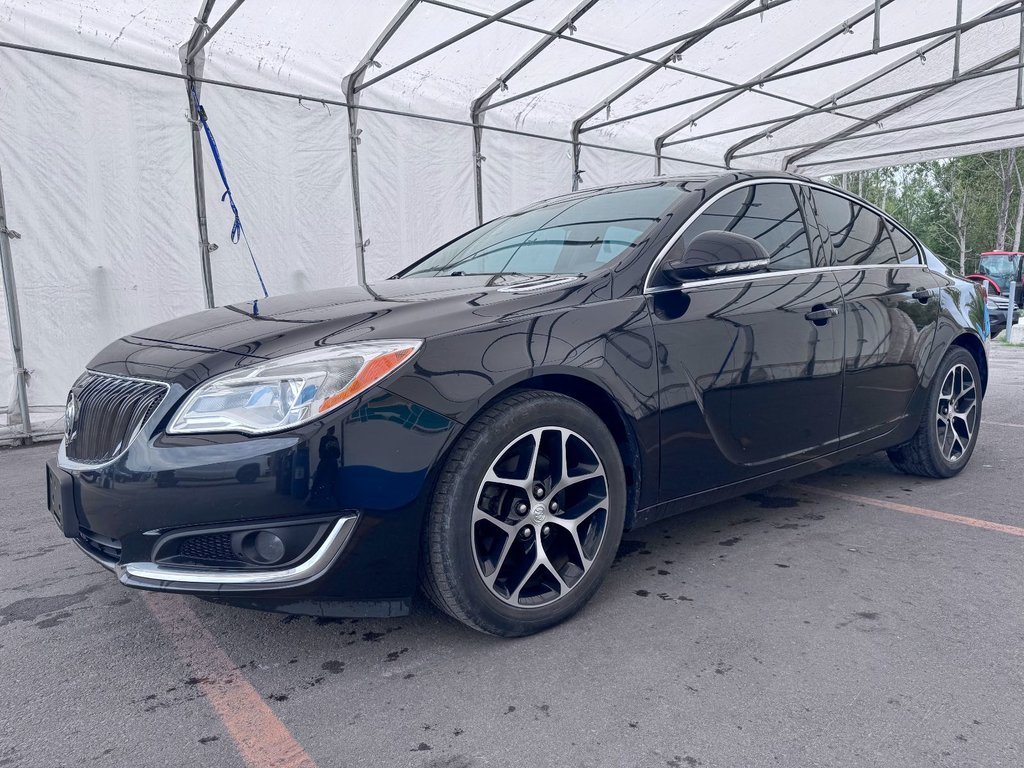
xmin=2 ymin=0 xmax=1024 ymax=426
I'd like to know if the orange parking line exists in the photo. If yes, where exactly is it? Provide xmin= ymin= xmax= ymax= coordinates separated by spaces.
xmin=790 ymin=484 xmax=1024 ymax=538
xmin=143 ymin=593 xmax=317 ymax=768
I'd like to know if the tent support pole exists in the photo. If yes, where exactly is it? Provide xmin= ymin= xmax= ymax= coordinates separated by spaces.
xmin=1017 ymin=4 xmax=1024 ymax=108
xmin=345 ymin=100 xmax=367 ymax=285
xmin=953 ymin=0 xmax=963 ymax=79
xmin=0 ymin=39 xmax=723 ymax=170
xmin=472 ymin=123 xmax=485 ymax=224
xmin=571 ymin=124 xmax=582 ymax=191
xmin=471 ymin=0 xmax=599 ymax=218
xmin=588 ymin=2 xmax=1024 ymax=134
xmin=569 ymin=0 xmax=749 ymax=182
xmin=873 ymin=0 xmax=882 ymax=50
xmin=0 ymin=165 xmax=32 ymax=442
xmin=184 ymin=0 xmax=217 ymax=309
xmin=721 ymin=1 xmax=1022 ymax=165
xmin=799 ymin=128 xmax=1024 ymax=169
xmin=343 ymin=0 xmax=420 ymax=284
xmin=676 ymin=58 xmax=1024 ymax=152
xmin=0 ymin=168 xmax=32 ymax=444
xmin=186 ymin=0 xmax=246 ymax=62
xmin=478 ymin=0 xmax=798 ymax=115
xmin=783 ymin=48 xmax=1019 ymax=168
xmin=732 ymin=102 xmax=1024 ymax=160
xmin=649 ymin=0 xmax=898 ymax=149
xmin=432 ymin=0 xmax=858 ymax=122
xmin=357 ymin=0 xmax=533 ymax=94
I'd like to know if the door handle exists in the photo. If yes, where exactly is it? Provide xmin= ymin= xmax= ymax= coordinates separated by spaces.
xmin=805 ymin=305 xmax=839 ymax=325
xmin=912 ymin=288 xmax=931 ymax=303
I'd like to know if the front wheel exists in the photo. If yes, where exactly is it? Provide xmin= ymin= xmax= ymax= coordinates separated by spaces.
xmin=887 ymin=345 xmax=982 ymax=478
xmin=421 ymin=391 xmax=626 ymax=637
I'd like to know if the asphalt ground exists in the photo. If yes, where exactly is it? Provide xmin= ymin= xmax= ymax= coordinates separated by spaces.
xmin=2 ymin=344 xmax=1023 ymax=768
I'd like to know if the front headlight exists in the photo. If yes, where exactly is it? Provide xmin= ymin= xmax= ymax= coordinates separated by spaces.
xmin=166 ymin=340 xmax=421 ymax=435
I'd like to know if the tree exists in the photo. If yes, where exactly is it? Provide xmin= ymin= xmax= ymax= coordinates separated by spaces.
xmin=932 ymin=159 xmax=972 ymax=274
xmin=1012 ymin=158 xmax=1024 ymax=251
xmin=985 ymin=148 xmax=1017 ymax=251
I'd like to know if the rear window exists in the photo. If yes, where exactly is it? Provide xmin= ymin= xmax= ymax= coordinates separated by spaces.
xmin=399 ymin=183 xmax=686 ymax=278
xmin=812 ymin=190 xmax=899 ymax=267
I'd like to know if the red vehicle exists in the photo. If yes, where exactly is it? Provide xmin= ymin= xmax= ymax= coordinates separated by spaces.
xmin=969 ymin=251 xmax=1024 ymax=308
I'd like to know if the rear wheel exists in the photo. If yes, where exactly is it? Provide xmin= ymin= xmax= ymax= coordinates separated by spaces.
xmin=887 ymin=346 xmax=982 ymax=478
xmin=421 ymin=391 xmax=626 ymax=637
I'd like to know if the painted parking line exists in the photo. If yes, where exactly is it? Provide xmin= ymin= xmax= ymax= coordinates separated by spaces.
xmin=790 ymin=483 xmax=1024 ymax=538
xmin=143 ymin=593 xmax=317 ymax=768
xmin=982 ymin=420 xmax=1024 ymax=428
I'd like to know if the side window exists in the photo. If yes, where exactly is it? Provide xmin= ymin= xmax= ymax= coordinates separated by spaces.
xmin=682 ymin=183 xmax=812 ymax=271
xmin=889 ymin=224 xmax=922 ymax=265
xmin=812 ymin=190 xmax=899 ymax=266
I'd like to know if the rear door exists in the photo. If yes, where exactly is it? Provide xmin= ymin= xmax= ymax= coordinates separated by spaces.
xmin=809 ymin=188 xmax=946 ymax=446
xmin=650 ymin=182 xmax=845 ymax=501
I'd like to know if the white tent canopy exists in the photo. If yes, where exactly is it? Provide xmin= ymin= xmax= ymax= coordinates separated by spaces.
xmin=2 ymin=0 xmax=1023 ymax=439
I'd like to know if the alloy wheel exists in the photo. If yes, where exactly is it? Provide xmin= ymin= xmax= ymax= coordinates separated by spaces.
xmin=471 ymin=426 xmax=609 ymax=608
xmin=935 ymin=363 xmax=977 ymax=463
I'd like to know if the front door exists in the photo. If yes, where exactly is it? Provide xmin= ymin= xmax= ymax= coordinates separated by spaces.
xmin=649 ymin=182 xmax=845 ymax=502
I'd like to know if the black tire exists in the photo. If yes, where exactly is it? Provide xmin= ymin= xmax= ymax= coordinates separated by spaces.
xmin=420 ymin=390 xmax=627 ymax=637
xmin=887 ymin=345 xmax=982 ymax=478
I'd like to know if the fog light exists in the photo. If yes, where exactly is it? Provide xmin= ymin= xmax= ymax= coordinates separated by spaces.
xmin=242 ymin=530 xmax=286 ymax=565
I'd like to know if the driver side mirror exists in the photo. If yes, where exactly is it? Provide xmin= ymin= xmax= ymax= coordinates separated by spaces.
xmin=661 ymin=230 xmax=770 ymax=284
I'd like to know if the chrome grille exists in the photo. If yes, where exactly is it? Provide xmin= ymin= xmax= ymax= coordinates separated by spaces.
xmin=64 ymin=372 xmax=168 ymax=463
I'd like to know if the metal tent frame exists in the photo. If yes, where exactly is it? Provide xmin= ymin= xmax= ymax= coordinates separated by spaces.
xmin=4 ymin=0 xmax=1024 ymax=442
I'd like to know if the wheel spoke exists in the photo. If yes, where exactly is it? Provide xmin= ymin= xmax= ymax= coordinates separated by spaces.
xmin=482 ymin=532 xmax=516 ymax=588
xmin=482 ymin=468 xmax=530 ymax=493
xmin=550 ymin=468 xmax=603 ymax=498
xmin=509 ymin=558 xmax=543 ymax=604
xmin=536 ymin=538 xmax=569 ymax=594
xmin=526 ymin=429 xmax=543 ymax=484
xmin=472 ymin=505 xmax=514 ymax=534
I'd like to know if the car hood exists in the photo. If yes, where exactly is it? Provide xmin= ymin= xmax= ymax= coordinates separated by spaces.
xmin=87 ymin=274 xmax=587 ymax=386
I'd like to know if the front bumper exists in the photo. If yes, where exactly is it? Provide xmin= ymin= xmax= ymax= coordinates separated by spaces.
xmin=49 ymin=387 xmax=459 ymax=614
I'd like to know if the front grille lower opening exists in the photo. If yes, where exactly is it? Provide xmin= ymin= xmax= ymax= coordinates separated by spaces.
xmin=79 ymin=528 xmax=122 ymax=562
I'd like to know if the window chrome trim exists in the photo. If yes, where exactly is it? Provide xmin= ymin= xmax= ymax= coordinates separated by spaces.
xmin=644 ymin=262 xmax=931 ymax=294
xmin=117 ymin=514 xmax=357 ymax=589
xmin=642 ymin=176 xmax=927 ymax=294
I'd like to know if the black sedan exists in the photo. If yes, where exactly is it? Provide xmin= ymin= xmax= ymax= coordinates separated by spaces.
xmin=47 ymin=172 xmax=988 ymax=636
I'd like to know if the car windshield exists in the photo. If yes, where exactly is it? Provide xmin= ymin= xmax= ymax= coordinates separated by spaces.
xmin=978 ymin=253 xmax=1021 ymax=287
xmin=397 ymin=182 xmax=688 ymax=278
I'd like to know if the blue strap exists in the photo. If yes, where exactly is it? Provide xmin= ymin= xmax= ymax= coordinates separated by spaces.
xmin=191 ymin=86 xmax=269 ymax=299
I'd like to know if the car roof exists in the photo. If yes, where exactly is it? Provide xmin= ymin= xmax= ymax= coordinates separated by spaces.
xmin=512 ymin=170 xmax=827 ymax=215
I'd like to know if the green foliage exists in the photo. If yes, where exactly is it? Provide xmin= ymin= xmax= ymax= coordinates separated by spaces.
xmin=824 ymin=149 xmax=1022 ymax=274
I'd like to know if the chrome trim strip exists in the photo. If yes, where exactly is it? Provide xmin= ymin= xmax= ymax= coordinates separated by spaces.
xmin=496 ymin=274 xmax=584 ymax=293
xmin=83 ymin=368 xmax=172 ymax=388
xmin=644 ymin=262 xmax=930 ymax=293
xmin=117 ymin=515 xmax=357 ymax=588
xmin=642 ymin=176 xmax=927 ymax=293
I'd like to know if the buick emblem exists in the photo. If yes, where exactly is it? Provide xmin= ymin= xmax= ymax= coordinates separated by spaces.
xmin=64 ymin=391 xmax=79 ymax=442
xmin=531 ymin=503 xmax=546 ymax=524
